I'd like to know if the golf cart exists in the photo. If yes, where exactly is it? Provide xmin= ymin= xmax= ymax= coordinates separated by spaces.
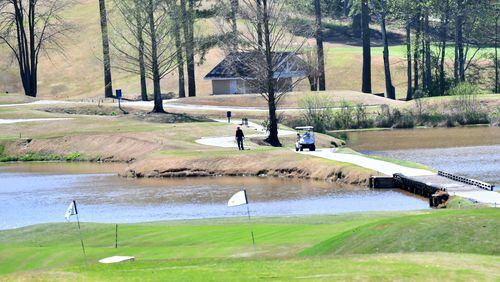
xmin=295 ymin=126 xmax=316 ymax=151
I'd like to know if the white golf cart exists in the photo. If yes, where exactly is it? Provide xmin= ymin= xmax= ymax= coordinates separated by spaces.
xmin=295 ymin=126 xmax=316 ymax=151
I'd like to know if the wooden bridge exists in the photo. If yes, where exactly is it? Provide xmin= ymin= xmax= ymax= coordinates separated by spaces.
xmin=370 ymin=171 xmax=499 ymax=208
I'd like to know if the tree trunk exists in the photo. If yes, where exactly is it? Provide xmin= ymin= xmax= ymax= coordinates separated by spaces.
xmin=148 ymin=0 xmax=164 ymax=113
xmin=135 ymin=7 xmax=148 ymax=101
xmin=256 ymin=0 xmax=263 ymax=48
xmin=183 ymin=0 xmax=196 ymax=97
xmin=308 ymin=76 xmax=318 ymax=91
xmin=378 ymin=9 xmax=395 ymax=99
xmin=343 ymin=0 xmax=350 ymax=17
xmin=413 ymin=12 xmax=421 ymax=91
xmin=439 ymin=4 xmax=449 ymax=96
xmin=406 ymin=16 xmax=412 ymax=100
xmin=424 ymin=10 xmax=432 ymax=92
xmin=454 ymin=0 xmax=464 ymax=83
xmin=314 ymin=0 xmax=326 ymax=91
xmin=173 ymin=8 xmax=185 ymax=98
xmin=230 ymin=0 xmax=238 ymax=50
xmin=99 ymin=0 xmax=113 ymax=98
xmin=496 ymin=15 xmax=499 ymax=93
xmin=262 ymin=0 xmax=280 ymax=147
xmin=361 ymin=0 xmax=372 ymax=93
xmin=352 ymin=13 xmax=362 ymax=38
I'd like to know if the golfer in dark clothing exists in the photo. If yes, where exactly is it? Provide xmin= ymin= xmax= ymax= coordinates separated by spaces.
xmin=235 ymin=127 xmax=245 ymax=150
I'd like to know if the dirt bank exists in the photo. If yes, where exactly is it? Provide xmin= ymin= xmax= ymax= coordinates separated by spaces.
xmin=122 ymin=151 xmax=373 ymax=185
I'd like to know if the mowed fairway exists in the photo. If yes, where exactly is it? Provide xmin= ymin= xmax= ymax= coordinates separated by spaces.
xmin=0 ymin=208 xmax=498 ymax=281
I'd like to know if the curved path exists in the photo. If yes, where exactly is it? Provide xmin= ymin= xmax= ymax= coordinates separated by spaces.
xmin=196 ymin=119 xmax=434 ymax=177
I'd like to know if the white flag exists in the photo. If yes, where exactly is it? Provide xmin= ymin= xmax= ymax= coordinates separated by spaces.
xmin=65 ymin=201 xmax=77 ymax=221
xmin=228 ymin=190 xmax=248 ymax=207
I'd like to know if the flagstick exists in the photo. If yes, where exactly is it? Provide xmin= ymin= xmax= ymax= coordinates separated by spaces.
xmin=246 ymin=204 xmax=256 ymax=251
xmin=115 ymin=224 xmax=118 ymax=249
xmin=75 ymin=207 xmax=87 ymax=266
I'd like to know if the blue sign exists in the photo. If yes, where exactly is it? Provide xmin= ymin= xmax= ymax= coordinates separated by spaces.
xmin=116 ymin=89 xmax=122 ymax=99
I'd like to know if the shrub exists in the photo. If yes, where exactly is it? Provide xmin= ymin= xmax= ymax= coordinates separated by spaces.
xmin=299 ymin=94 xmax=335 ymax=133
xmin=447 ymin=82 xmax=482 ymax=96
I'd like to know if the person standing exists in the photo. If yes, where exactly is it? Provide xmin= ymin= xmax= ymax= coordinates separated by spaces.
xmin=235 ymin=127 xmax=245 ymax=150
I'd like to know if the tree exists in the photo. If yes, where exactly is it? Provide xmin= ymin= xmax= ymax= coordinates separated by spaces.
xmin=99 ymin=0 xmax=113 ymax=98
xmin=0 ymin=0 xmax=72 ymax=97
xmin=110 ymin=0 xmax=178 ymax=109
xmin=370 ymin=0 xmax=395 ymax=99
xmin=147 ymin=0 xmax=179 ymax=112
xmin=217 ymin=0 xmax=309 ymax=146
xmin=171 ymin=2 xmax=185 ymax=98
xmin=438 ymin=0 xmax=451 ymax=96
xmin=361 ymin=0 xmax=372 ymax=93
xmin=454 ymin=0 xmax=464 ymax=83
xmin=109 ymin=0 xmax=149 ymax=101
xmin=181 ymin=0 xmax=196 ymax=97
xmin=314 ymin=0 xmax=326 ymax=91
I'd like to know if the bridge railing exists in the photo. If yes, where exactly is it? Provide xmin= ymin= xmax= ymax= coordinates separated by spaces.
xmin=438 ymin=171 xmax=495 ymax=191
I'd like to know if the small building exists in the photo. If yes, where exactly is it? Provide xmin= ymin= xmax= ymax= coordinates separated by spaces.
xmin=204 ymin=52 xmax=308 ymax=95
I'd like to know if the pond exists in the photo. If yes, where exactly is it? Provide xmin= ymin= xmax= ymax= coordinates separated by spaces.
xmin=0 ymin=162 xmax=428 ymax=230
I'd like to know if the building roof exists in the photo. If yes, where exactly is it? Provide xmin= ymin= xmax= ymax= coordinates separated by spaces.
xmin=204 ymin=51 xmax=308 ymax=80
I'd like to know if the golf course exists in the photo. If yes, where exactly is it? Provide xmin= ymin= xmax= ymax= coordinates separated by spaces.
xmin=1 ymin=0 xmax=499 ymax=280
xmin=0 ymin=208 xmax=499 ymax=281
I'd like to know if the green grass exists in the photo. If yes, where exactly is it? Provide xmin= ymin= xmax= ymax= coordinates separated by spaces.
xmin=0 ymin=209 xmax=498 ymax=280
xmin=0 ymin=151 xmax=89 ymax=162
xmin=300 ymin=208 xmax=499 ymax=256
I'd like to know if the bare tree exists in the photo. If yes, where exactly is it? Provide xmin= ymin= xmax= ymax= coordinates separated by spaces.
xmin=0 ymin=0 xmax=72 ymax=97
xmin=147 ymin=0 xmax=178 ymax=112
xmin=109 ymin=0 xmax=149 ymax=101
xmin=110 ymin=0 xmax=178 ymax=110
xmin=99 ymin=0 xmax=113 ymax=98
xmin=216 ymin=0 xmax=310 ymax=146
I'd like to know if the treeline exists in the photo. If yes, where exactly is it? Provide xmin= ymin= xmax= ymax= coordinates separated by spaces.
xmin=294 ymin=0 xmax=499 ymax=98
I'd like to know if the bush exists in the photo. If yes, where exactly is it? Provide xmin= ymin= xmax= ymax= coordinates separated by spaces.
xmin=374 ymin=105 xmax=414 ymax=129
xmin=447 ymin=82 xmax=482 ymax=96
xmin=299 ymin=94 xmax=335 ymax=133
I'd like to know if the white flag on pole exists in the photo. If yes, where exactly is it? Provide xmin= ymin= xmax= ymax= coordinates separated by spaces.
xmin=228 ymin=190 xmax=248 ymax=207
xmin=65 ymin=201 xmax=78 ymax=221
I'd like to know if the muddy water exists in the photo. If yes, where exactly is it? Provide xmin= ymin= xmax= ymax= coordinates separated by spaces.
xmin=0 ymin=163 xmax=428 ymax=230
xmin=341 ymin=127 xmax=500 ymax=186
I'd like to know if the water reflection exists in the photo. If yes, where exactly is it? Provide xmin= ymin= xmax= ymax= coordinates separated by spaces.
xmin=0 ymin=163 xmax=428 ymax=230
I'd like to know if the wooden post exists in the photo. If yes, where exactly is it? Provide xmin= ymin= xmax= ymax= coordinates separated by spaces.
xmin=115 ymin=224 xmax=118 ymax=248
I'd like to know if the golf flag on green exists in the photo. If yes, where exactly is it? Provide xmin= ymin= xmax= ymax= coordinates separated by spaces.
xmin=228 ymin=190 xmax=248 ymax=207
xmin=65 ymin=200 xmax=77 ymax=221
xmin=65 ymin=200 xmax=87 ymax=263
xmin=227 ymin=190 xmax=255 ymax=250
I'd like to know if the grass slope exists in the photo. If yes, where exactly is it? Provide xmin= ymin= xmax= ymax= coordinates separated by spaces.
xmin=0 ymin=209 xmax=498 ymax=281
xmin=300 ymin=208 xmax=499 ymax=256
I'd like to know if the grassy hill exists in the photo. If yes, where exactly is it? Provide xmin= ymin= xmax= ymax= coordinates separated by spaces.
xmin=0 ymin=0 xmax=455 ymax=101
xmin=0 ymin=209 xmax=498 ymax=280
xmin=300 ymin=208 xmax=499 ymax=256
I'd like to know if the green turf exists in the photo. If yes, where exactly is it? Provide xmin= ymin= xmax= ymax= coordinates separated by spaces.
xmin=0 ymin=209 xmax=498 ymax=280
xmin=300 ymin=208 xmax=499 ymax=256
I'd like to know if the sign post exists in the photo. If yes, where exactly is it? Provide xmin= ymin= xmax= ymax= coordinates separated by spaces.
xmin=116 ymin=89 xmax=122 ymax=109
